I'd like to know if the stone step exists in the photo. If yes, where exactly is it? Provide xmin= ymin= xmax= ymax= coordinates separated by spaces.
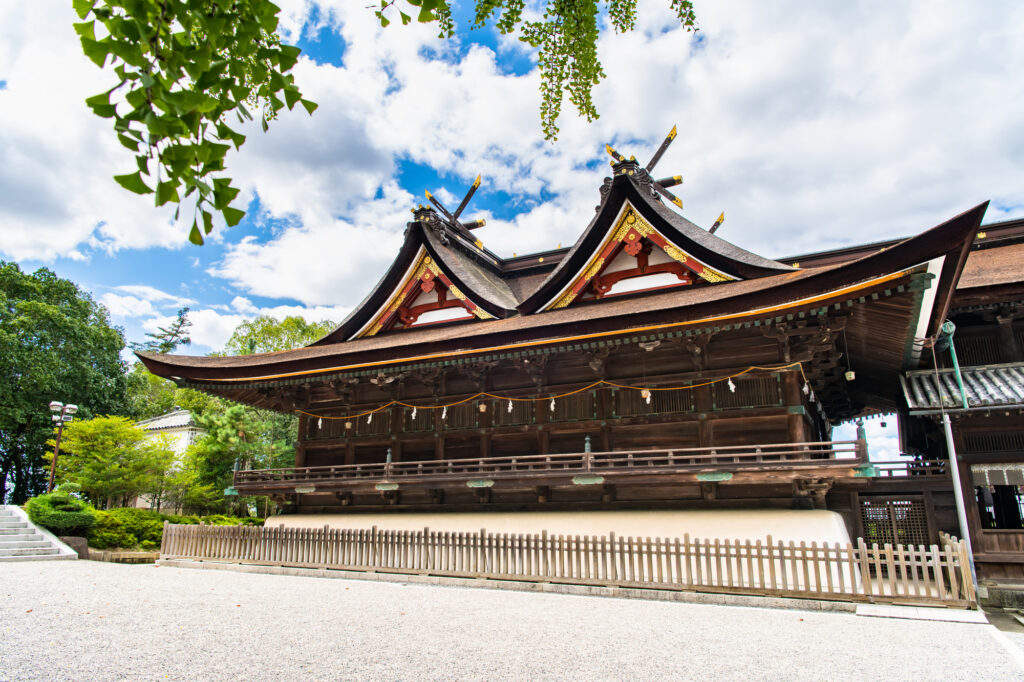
xmin=0 ymin=520 xmax=28 ymax=529
xmin=0 ymin=547 xmax=59 ymax=557
xmin=0 ymin=527 xmax=35 ymax=536
xmin=0 ymin=553 xmax=77 ymax=562
xmin=0 ymin=532 xmax=45 ymax=542
xmin=0 ymin=540 xmax=50 ymax=550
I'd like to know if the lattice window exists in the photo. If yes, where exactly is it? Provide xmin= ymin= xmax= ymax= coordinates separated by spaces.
xmin=492 ymin=399 xmax=534 ymax=427
xmin=613 ymin=388 xmax=694 ymax=417
xmin=860 ymin=498 xmax=930 ymax=546
xmin=442 ymin=402 xmax=478 ymax=431
xmin=712 ymin=376 xmax=781 ymax=410
xmin=954 ymin=333 xmax=1001 ymax=366
xmin=550 ymin=391 xmax=596 ymax=422
xmin=310 ymin=418 xmax=349 ymax=440
xmin=403 ymin=407 xmax=435 ymax=433
xmin=963 ymin=432 xmax=1024 ymax=454
xmin=356 ymin=410 xmax=391 ymax=436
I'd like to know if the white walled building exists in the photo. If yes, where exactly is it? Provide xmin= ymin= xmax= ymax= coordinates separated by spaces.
xmin=134 ymin=409 xmax=205 ymax=510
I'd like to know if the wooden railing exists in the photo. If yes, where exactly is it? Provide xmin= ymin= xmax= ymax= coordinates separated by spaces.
xmin=234 ymin=440 xmax=866 ymax=489
xmin=870 ymin=459 xmax=949 ymax=478
xmin=160 ymin=522 xmax=976 ymax=608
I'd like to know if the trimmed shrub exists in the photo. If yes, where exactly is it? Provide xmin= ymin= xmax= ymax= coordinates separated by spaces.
xmin=197 ymin=514 xmax=240 ymax=526
xmin=24 ymin=493 xmax=96 ymax=536
xmin=163 ymin=514 xmax=200 ymax=525
xmin=107 ymin=508 xmax=164 ymax=547
xmin=87 ymin=510 xmax=137 ymax=549
xmin=81 ymin=508 xmax=264 ymax=549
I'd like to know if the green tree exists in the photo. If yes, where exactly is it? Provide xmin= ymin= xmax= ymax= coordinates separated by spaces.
xmin=124 ymin=361 xmax=225 ymax=420
xmin=376 ymin=0 xmax=697 ymax=140
xmin=0 ymin=263 xmax=127 ymax=503
xmin=222 ymin=314 xmax=337 ymax=474
xmin=130 ymin=306 xmax=192 ymax=354
xmin=162 ymin=448 xmax=223 ymax=515
xmin=45 ymin=415 xmax=174 ymax=509
xmin=77 ymin=1 xmax=696 ymax=242
xmin=223 ymin=315 xmax=335 ymax=355
xmin=73 ymin=0 xmax=318 ymax=245
xmin=191 ymin=405 xmax=289 ymax=515
xmin=127 ymin=315 xmax=335 ymax=513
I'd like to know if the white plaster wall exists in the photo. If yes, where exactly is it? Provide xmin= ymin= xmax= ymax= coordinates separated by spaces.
xmin=145 ymin=427 xmax=198 ymax=455
xmin=269 ymin=509 xmax=858 ymax=590
xmin=271 ymin=509 xmax=851 ymax=545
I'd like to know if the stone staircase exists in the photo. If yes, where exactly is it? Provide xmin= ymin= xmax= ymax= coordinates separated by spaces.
xmin=0 ymin=505 xmax=78 ymax=561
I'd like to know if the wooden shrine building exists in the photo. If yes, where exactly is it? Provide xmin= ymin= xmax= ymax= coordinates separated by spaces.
xmin=140 ymin=132 xmax=1012 ymax=579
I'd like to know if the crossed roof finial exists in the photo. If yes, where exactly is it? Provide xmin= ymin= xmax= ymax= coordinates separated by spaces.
xmin=416 ymin=175 xmax=488 ymax=248
xmin=605 ymin=125 xmax=725 ymax=233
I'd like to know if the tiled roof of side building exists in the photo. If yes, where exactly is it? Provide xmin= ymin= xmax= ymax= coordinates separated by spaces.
xmin=135 ymin=409 xmax=197 ymax=431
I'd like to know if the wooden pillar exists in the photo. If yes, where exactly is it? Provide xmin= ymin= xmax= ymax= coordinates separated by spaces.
xmin=345 ymin=440 xmax=355 ymax=465
xmin=478 ymin=397 xmax=492 ymax=458
xmin=435 ymin=435 xmax=446 ymax=460
xmin=695 ymin=384 xmax=713 ymax=447
xmin=295 ymin=416 xmax=309 ymax=467
xmin=997 ymin=315 xmax=1022 ymax=363
xmin=597 ymin=387 xmax=611 ymax=451
xmin=538 ymin=428 xmax=550 ymax=455
xmin=782 ymin=371 xmax=808 ymax=443
xmin=536 ymin=392 xmax=550 ymax=455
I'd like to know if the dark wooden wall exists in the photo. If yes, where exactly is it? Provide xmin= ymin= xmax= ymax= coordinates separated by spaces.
xmin=297 ymin=331 xmax=822 ymax=468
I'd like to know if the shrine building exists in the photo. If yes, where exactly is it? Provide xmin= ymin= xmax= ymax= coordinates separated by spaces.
xmin=139 ymin=131 xmax=1024 ymax=583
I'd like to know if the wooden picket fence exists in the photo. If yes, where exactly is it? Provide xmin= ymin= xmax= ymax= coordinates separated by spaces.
xmin=160 ymin=522 xmax=976 ymax=608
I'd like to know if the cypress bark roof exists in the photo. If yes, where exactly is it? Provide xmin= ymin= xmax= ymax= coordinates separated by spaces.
xmin=138 ymin=201 xmax=988 ymax=386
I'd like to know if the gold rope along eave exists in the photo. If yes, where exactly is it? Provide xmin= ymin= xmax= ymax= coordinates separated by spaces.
xmin=294 ymin=362 xmax=811 ymax=422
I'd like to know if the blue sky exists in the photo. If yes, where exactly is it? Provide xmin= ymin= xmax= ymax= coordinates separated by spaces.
xmin=1 ymin=1 xmax=1022 ymax=457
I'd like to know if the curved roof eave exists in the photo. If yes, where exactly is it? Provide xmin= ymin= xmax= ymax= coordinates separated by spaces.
xmin=136 ymin=201 xmax=988 ymax=385
xmin=311 ymin=224 xmax=427 ymax=345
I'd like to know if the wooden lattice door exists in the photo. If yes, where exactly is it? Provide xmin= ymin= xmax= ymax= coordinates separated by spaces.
xmin=860 ymin=498 xmax=931 ymax=546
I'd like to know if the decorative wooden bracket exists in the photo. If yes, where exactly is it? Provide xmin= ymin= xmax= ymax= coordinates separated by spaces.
xmin=700 ymin=482 xmax=718 ymax=500
xmin=792 ymin=477 xmax=834 ymax=510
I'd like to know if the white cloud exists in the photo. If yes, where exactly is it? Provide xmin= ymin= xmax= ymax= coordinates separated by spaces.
xmin=211 ymin=0 xmax=1024 ymax=307
xmin=834 ymin=417 xmax=902 ymax=461
xmin=141 ymin=308 xmax=247 ymax=354
xmin=0 ymin=3 xmax=187 ymax=261
xmin=99 ymin=293 xmax=158 ymax=319
xmin=231 ymin=296 xmax=349 ymax=323
xmin=209 ymin=182 xmax=411 ymax=306
xmin=113 ymin=285 xmax=195 ymax=307
xmin=3 ymin=0 xmax=1023 ymax=312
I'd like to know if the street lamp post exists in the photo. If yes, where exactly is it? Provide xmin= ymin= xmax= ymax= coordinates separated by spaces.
xmin=47 ymin=401 xmax=78 ymax=493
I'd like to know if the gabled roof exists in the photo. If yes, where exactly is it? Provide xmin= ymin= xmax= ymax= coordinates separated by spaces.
xmin=137 ymin=201 xmax=988 ymax=397
xmin=314 ymin=217 xmax=518 ymax=344
xmin=316 ymin=163 xmax=805 ymax=344
xmin=518 ymin=165 xmax=795 ymax=313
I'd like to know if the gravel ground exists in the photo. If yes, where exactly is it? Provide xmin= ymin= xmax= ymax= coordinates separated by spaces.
xmin=1 ymin=561 xmax=1022 ymax=681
